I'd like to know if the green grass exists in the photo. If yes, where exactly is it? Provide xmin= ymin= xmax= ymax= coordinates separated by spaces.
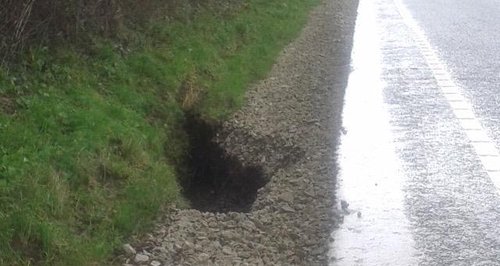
xmin=0 ymin=0 xmax=318 ymax=264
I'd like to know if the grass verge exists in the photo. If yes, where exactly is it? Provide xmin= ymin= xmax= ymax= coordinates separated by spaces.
xmin=0 ymin=0 xmax=318 ymax=264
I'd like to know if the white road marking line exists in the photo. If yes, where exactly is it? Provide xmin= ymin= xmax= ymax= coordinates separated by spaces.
xmin=394 ymin=0 xmax=500 ymax=191
xmin=471 ymin=142 xmax=499 ymax=156
xmin=487 ymin=171 xmax=500 ymax=189
xmin=444 ymin=94 xmax=466 ymax=102
xmin=465 ymin=130 xmax=491 ymax=142
xmin=459 ymin=119 xmax=483 ymax=130
xmin=454 ymin=109 xmax=475 ymax=119
xmin=448 ymin=101 xmax=471 ymax=110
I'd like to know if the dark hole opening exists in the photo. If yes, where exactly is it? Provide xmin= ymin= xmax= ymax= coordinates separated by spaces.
xmin=181 ymin=114 xmax=267 ymax=213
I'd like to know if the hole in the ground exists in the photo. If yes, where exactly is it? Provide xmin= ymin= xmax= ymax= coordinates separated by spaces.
xmin=181 ymin=113 xmax=267 ymax=213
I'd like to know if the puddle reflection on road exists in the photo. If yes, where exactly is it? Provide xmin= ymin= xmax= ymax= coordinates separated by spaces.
xmin=329 ymin=0 xmax=417 ymax=265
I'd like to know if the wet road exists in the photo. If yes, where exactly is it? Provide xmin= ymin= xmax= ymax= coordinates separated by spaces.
xmin=330 ymin=0 xmax=500 ymax=265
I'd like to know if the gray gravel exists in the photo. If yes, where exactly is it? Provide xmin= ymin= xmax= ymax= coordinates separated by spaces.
xmin=119 ymin=0 xmax=358 ymax=264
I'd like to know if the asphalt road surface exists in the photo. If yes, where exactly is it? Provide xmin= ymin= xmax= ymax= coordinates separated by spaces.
xmin=330 ymin=0 xmax=500 ymax=265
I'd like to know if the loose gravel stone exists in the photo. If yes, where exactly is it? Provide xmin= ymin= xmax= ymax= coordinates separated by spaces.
xmin=197 ymin=253 xmax=210 ymax=262
xmin=281 ymin=204 xmax=296 ymax=213
xmin=222 ymin=246 xmax=233 ymax=255
xmin=123 ymin=244 xmax=137 ymax=255
xmin=134 ymin=254 xmax=149 ymax=263
xmin=150 ymin=261 xmax=161 ymax=266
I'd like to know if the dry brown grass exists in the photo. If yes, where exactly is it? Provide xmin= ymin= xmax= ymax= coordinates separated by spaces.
xmin=1 ymin=0 xmax=122 ymax=61
xmin=0 ymin=96 xmax=16 ymax=114
xmin=178 ymin=74 xmax=205 ymax=111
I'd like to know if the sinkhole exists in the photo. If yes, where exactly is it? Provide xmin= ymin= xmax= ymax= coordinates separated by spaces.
xmin=180 ymin=114 xmax=267 ymax=213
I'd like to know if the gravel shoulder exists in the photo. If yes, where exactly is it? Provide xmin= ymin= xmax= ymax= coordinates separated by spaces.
xmin=119 ymin=0 xmax=358 ymax=264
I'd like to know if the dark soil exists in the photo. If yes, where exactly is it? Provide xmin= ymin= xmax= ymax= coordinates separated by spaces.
xmin=182 ymin=114 xmax=267 ymax=213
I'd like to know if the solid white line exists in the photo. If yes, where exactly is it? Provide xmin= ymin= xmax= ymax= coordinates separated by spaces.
xmin=394 ymin=0 xmax=500 ymax=191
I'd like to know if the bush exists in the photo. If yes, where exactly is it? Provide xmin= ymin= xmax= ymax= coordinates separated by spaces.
xmin=0 ymin=0 xmax=241 ymax=62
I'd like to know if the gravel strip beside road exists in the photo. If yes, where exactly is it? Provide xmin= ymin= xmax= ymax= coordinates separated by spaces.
xmin=119 ymin=0 xmax=358 ymax=264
